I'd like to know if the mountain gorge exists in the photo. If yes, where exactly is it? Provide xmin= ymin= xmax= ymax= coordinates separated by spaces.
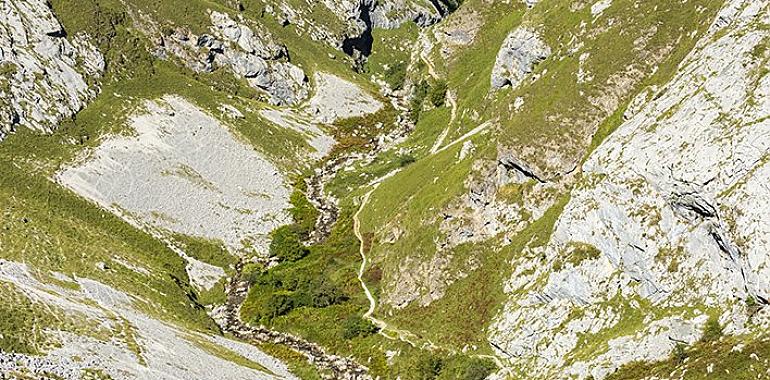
xmin=1 ymin=0 xmax=770 ymax=379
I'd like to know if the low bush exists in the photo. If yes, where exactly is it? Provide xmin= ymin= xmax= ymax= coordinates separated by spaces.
xmin=410 ymin=80 xmax=430 ymax=122
xmin=384 ymin=61 xmax=407 ymax=90
xmin=269 ymin=226 xmax=309 ymax=262
xmin=429 ymin=80 xmax=448 ymax=107
xmin=436 ymin=356 xmax=496 ymax=380
xmin=397 ymin=154 xmax=417 ymax=167
xmin=672 ymin=342 xmax=688 ymax=364
xmin=700 ymin=316 xmax=723 ymax=343
xmin=342 ymin=315 xmax=379 ymax=339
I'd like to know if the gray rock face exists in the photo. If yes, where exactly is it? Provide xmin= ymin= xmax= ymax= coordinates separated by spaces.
xmin=491 ymin=1 xmax=770 ymax=378
xmin=369 ymin=0 xmax=443 ymax=29
xmin=158 ymin=11 xmax=308 ymax=106
xmin=0 ymin=0 xmax=104 ymax=140
xmin=210 ymin=11 xmax=285 ymax=59
xmin=263 ymin=0 xmax=443 ymax=55
xmin=490 ymin=28 xmax=550 ymax=90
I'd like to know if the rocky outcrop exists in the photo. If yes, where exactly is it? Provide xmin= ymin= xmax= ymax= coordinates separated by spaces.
xmin=156 ymin=11 xmax=308 ymax=106
xmin=491 ymin=1 xmax=770 ymax=378
xmin=369 ymin=0 xmax=443 ymax=29
xmin=490 ymin=28 xmax=550 ymax=90
xmin=306 ymin=72 xmax=383 ymax=123
xmin=0 ymin=0 xmax=104 ymax=140
xmin=263 ymin=0 xmax=443 ymax=61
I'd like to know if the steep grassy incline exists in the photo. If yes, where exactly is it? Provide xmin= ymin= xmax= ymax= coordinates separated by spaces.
xmin=349 ymin=0 xmax=728 ymax=376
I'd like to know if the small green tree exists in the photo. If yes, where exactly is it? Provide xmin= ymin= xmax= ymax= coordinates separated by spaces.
xmin=384 ymin=62 xmax=407 ymax=90
xmin=342 ymin=315 xmax=379 ymax=339
xmin=269 ymin=226 xmax=309 ymax=262
xmin=294 ymin=279 xmax=347 ymax=308
xmin=288 ymin=188 xmax=319 ymax=239
xmin=671 ymin=343 xmax=688 ymax=364
xmin=397 ymin=154 xmax=416 ymax=167
xmin=429 ymin=80 xmax=448 ymax=107
xmin=414 ymin=353 xmax=443 ymax=380
xmin=264 ymin=292 xmax=294 ymax=319
xmin=437 ymin=356 xmax=495 ymax=380
xmin=700 ymin=315 xmax=723 ymax=343
xmin=410 ymin=80 xmax=430 ymax=122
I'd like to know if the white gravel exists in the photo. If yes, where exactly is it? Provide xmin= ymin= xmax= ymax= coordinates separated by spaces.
xmin=0 ymin=259 xmax=298 ymax=380
xmin=306 ymin=72 xmax=383 ymax=123
xmin=57 ymin=96 xmax=292 ymax=256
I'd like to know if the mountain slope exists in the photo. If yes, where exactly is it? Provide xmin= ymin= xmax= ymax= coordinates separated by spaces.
xmin=2 ymin=0 xmax=770 ymax=379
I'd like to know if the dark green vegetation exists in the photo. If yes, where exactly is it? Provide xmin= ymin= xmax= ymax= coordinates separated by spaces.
xmin=270 ymin=226 xmax=310 ymax=263
xmin=342 ymin=316 xmax=379 ymax=339
xmin=398 ymin=352 xmax=496 ymax=380
xmin=384 ymin=62 xmax=409 ymax=90
xmin=428 ymin=80 xmax=448 ymax=107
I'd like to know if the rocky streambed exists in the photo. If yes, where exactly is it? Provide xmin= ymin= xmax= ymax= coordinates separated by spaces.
xmin=216 ymin=91 xmax=417 ymax=379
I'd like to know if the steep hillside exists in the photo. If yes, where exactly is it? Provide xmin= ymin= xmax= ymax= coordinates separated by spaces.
xmin=2 ymin=0 xmax=770 ymax=379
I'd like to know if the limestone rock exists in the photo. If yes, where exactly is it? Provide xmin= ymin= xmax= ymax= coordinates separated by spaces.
xmin=490 ymin=28 xmax=550 ymax=90
xmin=491 ymin=1 xmax=770 ymax=378
xmin=0 ymin=0 xmax=104 ymax=140
xmin=157 ymin=11 xmax=308 ymax=106
xmin=57 ymin=96 xmax=292 ymax=255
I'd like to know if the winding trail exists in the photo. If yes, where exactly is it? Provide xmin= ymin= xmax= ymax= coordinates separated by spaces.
xmin=419 ymin=35 xmax=460 ymax=155
xmin=352 ymin=171 xmax=423 ymax=348
xmin=351 ymin=169 xmax=511 ymax=375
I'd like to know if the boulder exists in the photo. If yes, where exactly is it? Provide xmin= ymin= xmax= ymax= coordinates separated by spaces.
xmin=490 ymin=28 xmax=550 ymax=90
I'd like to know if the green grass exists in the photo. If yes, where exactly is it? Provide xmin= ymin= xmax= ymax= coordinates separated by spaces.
xmin=185 ymin=333 xmax=276 ymax=375
xmin=366 ymin=22 xmax=420 ymax=81
xmin=174 ymin=235 xmax=237 ymax=270
xmin=0 ymin=281 xmax=110 ymax=355
xmin=607 ymin=333 xmax=770 ymax=380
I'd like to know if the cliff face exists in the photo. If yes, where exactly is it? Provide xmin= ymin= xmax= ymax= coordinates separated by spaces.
xmin=491 ymin=2 xmax=770 ymax=377
xmin=0 ymin=0 xmax=104 ymax=140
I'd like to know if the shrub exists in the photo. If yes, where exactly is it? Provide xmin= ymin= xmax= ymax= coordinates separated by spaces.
xmin=397 ymin=154 xmax=416 ymax=167
xmin=241 ymin=262 xmax=265 ymax=283
xmin=269 ymin=226 xmax=309 ymax=262
xmin=288 ymin=187 xmax=319 ymax=239
xmin=265 ymin=293 xmax=294 ymax=319
xmin=414 ymin=353 xmax=443 ymax=380
xmin=0 ymin=62 xmax=17 ymax=77
xmin=437 ymin=356 xmax=496 ymax=380
xmin=671 ymin=343 xmax=688 ymax=364
xmin=410 ymin=80 xmax=430 ymax=122
xmin=566 ymin=242 xmax=602 ymax=266
xmin=700 ymin=316 xmax=723 ymax=343
xmin=429 ymin=80 xmax=448 ymax=107
xmin=294 ymin=279 xmax=347 ymax=308
xmin=384 ymin=61 xmax=407 ymax=90
xmin=342 ymin=315 xmax=379 ymax=339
